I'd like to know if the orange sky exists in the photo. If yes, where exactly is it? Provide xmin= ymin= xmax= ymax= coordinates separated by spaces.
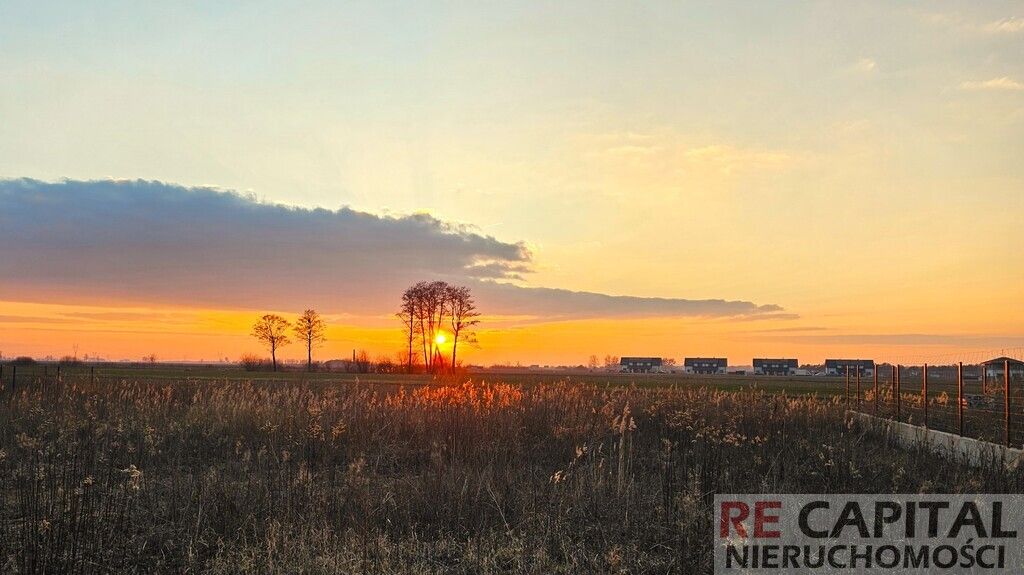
xmin=3 ymin=298 xmax=1021 ymax=367
xmin=1 ymin=3 xmax=1023 ymax=366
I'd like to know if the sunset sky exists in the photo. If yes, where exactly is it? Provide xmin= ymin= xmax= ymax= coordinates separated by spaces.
xmin=1 ymin=2 xmax=1022 ymax=366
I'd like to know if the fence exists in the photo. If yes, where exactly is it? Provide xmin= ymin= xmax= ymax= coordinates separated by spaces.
xmin=0 ymin=364 xmax=107 ymax=390
xmin=842 ymin=356 xmax=1024 ymax=449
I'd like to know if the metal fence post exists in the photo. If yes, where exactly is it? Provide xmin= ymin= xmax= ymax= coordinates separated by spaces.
xmin=873 ymin=367 xmax=879 ymax=414
xmin=90 ymin=366 xmax=95 ymax=385
xmin=895 ymin=364 xmax=901 ymax=421
xmin=922 ymin=363 xmax=928 ymax=428
xmin=845 ymin=365 xmax=850 ymax=406
xmin=957 ymin=362 xmax=963 ymax=436
xmin=1005 ymin=359 xmax=1011 ymax=447
xmin=856 ymin=367 xmax=862 ymax=408
xmin=11 ymin=365 xmax=15 ymax=392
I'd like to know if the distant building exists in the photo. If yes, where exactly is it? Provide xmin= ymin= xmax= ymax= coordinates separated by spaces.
xmin=824 ymin=359 xmax=875 ymax=377
xmin=684 ymin=357 xmax=727 ymax=374
xmin=620 ymin=357 xmax=663 ymax=373
xmin=982 ymin=357 xmax=1024 ymax=379
xmin=753 ymin=358 xmax=798 ymax=376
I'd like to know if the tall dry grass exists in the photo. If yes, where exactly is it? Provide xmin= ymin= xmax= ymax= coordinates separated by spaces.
xmin=1 ymin=378 xmax=1021 ymax=573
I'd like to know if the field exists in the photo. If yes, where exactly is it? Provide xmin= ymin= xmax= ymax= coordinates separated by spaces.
xmin=4 ymin=364 xmax=858 ymax=395
xmin=2 ymin=372 xmax=1023 ymax=574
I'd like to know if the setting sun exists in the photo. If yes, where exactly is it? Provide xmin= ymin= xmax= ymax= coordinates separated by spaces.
xmin=434 ymin=333 xmax=448 ymax=345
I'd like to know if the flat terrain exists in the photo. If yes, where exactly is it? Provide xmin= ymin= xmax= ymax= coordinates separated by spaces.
xmin=2 ymin=373 xmax=1022 ymax=574
xmin=5 ymin=363 xmax=863 ymax=396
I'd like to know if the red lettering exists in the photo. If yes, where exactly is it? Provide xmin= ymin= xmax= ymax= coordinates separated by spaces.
xmin=720 ymin=501 xmax=750 ymax=538
xmin=755 ymin=501 xmax=782 ymax=538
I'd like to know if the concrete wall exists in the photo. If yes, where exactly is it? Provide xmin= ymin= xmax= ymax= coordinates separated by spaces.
xmin=846 ymin=410 xmax=1024 ymax=471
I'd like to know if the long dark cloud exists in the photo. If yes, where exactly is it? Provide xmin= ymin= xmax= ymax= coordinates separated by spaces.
xmin=755 ymin=333 xmax=1024 ymax=347
xmin=0 ymin=178 xmax=784 ymax=319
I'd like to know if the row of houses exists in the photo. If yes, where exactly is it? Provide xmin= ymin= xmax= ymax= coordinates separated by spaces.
xmin=619 ymin=357 xmax=804 ymax=375
xmin=620 ymin=357 xmax=804 ymax=375
xmin=618 ymin=356 xmax=1024 ymax=376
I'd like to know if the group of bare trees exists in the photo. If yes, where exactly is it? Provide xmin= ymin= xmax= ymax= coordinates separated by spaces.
xmin=248 ymin=283 xmax=481 ymax=374
xmin=250 ymin=309 xmax=327 ymax=371
xmin=398 ymin=281 xmax=480 ymax=374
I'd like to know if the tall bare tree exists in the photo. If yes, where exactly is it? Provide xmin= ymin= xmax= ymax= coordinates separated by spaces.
xmin=447 ymin=285 xmax=479 ymax=373
xmin=251 ymin=314 xmax=291 ymax=371
xmin=406 ymin=280 xmax=450 ymax=372
xmin=399 ymin=287 xmax=419 ymax=373
xmin=422 ymin=281 xmax=449 ymax=371
xmin=293 ymin=309 xmax=327 ymax=371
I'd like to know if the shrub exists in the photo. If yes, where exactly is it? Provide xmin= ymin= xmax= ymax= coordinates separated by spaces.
xmin=238 ymin=353 xmax=269 ymax=371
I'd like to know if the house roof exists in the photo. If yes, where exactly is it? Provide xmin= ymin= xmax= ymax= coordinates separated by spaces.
xmin=824 ymin=359 xmax=875 ymax=367
xmin=620 ymin=357 xmax=662 ymax=365
xmin=684 ymin=357 xmax=727 ymax=366
xmin=753 ymin=358 xmax=798 ymax=366
xmin=982 ymin=356 xmax=1024 ymax=366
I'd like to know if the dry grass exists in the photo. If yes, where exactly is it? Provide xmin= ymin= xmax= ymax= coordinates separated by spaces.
xmin=2 ymin=378 xmax=1021 ymax=574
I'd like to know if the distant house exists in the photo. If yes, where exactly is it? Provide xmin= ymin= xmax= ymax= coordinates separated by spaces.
xmin=753 ymin=358 xmax=798 ymax=376
xmin=982 ymin=357 xmax=1024 ymax=379
xmin=824 ymin=359 xmax=875 ymax=377
xmin=684 ymin=357 xmax=727 ymax=375
xmin=620 ymin=357 xmax=663 ymax=373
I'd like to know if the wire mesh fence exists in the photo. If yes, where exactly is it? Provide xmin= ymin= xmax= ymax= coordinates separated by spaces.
xmin=841 ymin=354 xmax=1024 ymax=448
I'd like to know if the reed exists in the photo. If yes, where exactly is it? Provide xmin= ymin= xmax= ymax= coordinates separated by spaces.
xmin=1 ymin=378 xmax=1020 ymax=573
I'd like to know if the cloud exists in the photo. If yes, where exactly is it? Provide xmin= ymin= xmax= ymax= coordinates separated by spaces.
xmin=0 ymin=178 xmax=783 ymax=320
xmin=578 ymin=131 xmax=797 ymax=178
xmin=755 ymin=333 xmax=1024 ymax=347
xmin=747 ymin=326 xmax=830 ymax=333
xmin=0 ymin=315 xmax=77 ymax=325
xmin=960 ymin=77 xmax=1024 ymax=91
xmin=984 ymin=17 xmax=1024 ymax=33
xmin=916 ymin=10 xmax=1024 ymax=35
xmin=474 ymin=283 xmax=784 ymax=321
xmin=850 ymin=58 xmax=876 ymax=73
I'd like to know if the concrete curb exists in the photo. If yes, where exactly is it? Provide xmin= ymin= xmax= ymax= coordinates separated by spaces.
xmin=846 ymin=410 xmax=1024 ymax=471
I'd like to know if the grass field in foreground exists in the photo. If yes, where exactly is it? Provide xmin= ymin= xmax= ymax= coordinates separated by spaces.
xmin=3 ymin=377 xmax=1021 ymax=574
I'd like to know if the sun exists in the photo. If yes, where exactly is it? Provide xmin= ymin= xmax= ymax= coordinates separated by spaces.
xmin=434 ymin=333 xmax=447 ymax=345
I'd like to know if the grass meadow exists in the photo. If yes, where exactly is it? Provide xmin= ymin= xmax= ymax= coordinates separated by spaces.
xmin=3 ymin=375 xmax=1022 ymax=574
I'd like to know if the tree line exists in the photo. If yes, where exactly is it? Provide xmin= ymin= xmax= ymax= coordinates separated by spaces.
xmin=249 ymin=282 xmax=480 ymax=374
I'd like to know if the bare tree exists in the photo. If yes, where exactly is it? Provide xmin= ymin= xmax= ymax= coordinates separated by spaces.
xmin=376 ymin=354 xmax=396 ymax=374
xmin=422 ymin=281 xmax=449 ymax=372
xmin=405 ymin=280 xmax=451 ymax=373
xmin=293 ymin=309 xmax=327 ymax=371
xmin=354 ymin=349 xmax=371 ymax=373
xmin=399 ymin=287 xmax=419 ymax=373
xmin=446 ymin=285 xmax=479 ymax=373
xmin=400 ymin=280 xmax=486 ymax=374
xmin=408 ymin=282 xmax=432 ymax=370
xmin=251 ymin=314 xmax=291 ymax=371
xmin=588 ymin=355 xmax=599 ymax=371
